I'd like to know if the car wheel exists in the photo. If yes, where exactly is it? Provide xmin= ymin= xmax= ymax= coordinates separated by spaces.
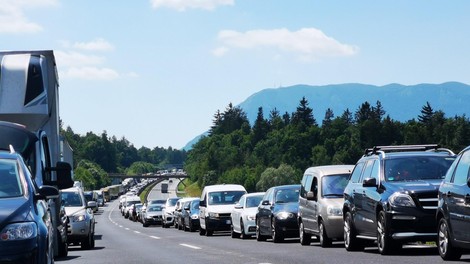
xmin=319 ymin=221 xmax=332 ymax=248
xmin=57 ymin=230 xmax=68 ymax=258
xmin=231 ymin=224 xmax=240 ymax=238
xmin=240 ymin=220 xmax=249 ymax=239
xmin=199 ymin=226 xmax=206 ymax=236
xmin=377 ymin=211 xmax=401 ymax=255
xmin=81 ymin=232 xmax=93 ymax=250
xmin=143 ymin=222 xmax=148 ymax=227
xmin=299 ymin=220 xmax=311 ymax=246
xmin=256 ymin=219 xmax=266 ymax=241
xmin=344 ymin=212 xmax=363 ymax=251
xmin=90 ymin=233 xmax=95 ymax=249
xmin=438 ymin=218 xmax=462 ymax=260
xmin=272 ymin=221 xmax=284 ymax=243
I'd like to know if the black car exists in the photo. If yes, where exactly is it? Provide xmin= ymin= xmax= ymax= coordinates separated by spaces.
xmin=0 ymin=149 xmax=59 ymax=263
xmin=343 ymin=144 xmax=455 ymax=255
xmin=436 ymin=145 xmax=470 ymax=260
xmin=256 ymin=184 xmax=301 ymax=243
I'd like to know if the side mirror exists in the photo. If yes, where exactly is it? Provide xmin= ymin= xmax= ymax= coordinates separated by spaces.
xmin=306 ymin=191 xmax=316 ymax=201
xmin=54 ymin=162 xmax=73 ymax=189
xmin=363 ymin=177 xmax=377 ymax=187
xmin=234 ymin=203 xmax=242 ymax=209
xmin=87 ymin=201 xmax=97 ymax=209
xmin=261 ymin=200 xmax=270 ymax=206
xmin=183 ymin=205 xmax=190 ymax=210
xmin=37 ymin=185 xmax=59 ymax=199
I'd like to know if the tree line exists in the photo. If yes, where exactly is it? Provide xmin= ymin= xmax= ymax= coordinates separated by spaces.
xmin=61 ymin=127 xmax=187 ymax=191
xmin=184 ymin=99 xmax=470 ymax=193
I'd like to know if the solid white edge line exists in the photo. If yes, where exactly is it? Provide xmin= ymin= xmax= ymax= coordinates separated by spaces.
xmin=150 ymin=236 xmax=161 ymax=239
xmin=180 ymin=243 xmax=201 ymax=250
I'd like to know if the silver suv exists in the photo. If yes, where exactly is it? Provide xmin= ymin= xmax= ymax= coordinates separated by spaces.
xmin=60 ymin=187 xmax=96 ymax=249
xmin=298 ymin=165 xmax=354 ymax=247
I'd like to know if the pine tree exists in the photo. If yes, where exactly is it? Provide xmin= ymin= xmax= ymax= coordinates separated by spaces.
xmin=418 ymin=101 xmax=434 ymax=124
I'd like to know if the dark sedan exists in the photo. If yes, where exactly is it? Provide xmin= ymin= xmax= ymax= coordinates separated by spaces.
xmin=256 ymin=184 xmax=301 ymax=243
xmin=0 ymin=149 xmax=59 ymax=263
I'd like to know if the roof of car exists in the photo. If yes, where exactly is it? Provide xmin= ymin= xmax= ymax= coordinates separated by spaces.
xmin=304 ymin=165 xmax=354 ymax=176
xmin=202 ymin=184 xmax=246 ymax=192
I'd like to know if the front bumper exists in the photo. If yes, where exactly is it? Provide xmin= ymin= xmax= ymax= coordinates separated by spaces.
xmin=67 ymin=219 xmax=92 ymax=242
xmin=386 ymin=207 xmax=437 ymax=242
xmin=205 ymin=215 xmax=232 ymax=231
xmin=274 ymin=217 xmax=299 ymax=238
xmin=144 ymin=215 xmax=163 ymax=225
xmin=323 ymin=215 xmax=344 ymax=240
xmin=0 ymin=238 xmax=38 ymax=263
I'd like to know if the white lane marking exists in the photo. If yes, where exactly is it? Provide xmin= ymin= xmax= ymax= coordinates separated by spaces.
xmin=125 ymin=228 xmax=130 ymax=230
xmin=150 ymin=236 xmax=161 ymax=240
xmin=180 ymin=243 xmax=201 ymax=250
xmin=134 ymin=231 xmax=141 ymax=234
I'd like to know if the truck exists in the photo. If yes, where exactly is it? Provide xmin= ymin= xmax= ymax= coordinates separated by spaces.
xmin=0 ymin=50 xmax=74 ymax=258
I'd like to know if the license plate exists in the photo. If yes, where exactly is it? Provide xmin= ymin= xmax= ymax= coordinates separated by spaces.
xmin=226 ymin=220 xmax=231 ymax=225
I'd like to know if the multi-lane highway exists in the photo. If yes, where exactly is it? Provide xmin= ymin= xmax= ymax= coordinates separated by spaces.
xmin=56 ymin=183 xmax=460 ymax=264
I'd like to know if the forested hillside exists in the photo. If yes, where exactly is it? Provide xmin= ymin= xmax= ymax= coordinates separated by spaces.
xmin=185 ymin=99 xmax=470 ymax=192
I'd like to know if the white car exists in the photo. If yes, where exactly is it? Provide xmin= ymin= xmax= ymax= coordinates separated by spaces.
xmin=230 ymin=192 xmax=265 ymax=239
xmin=162 ymin=197 xmax=180 ymax=228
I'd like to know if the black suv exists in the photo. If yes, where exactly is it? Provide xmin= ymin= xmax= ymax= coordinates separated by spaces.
xmin=436 ymin=145 xmax=470 ymax=261
xmin=343 ymin=144 xmax=455 ymax=255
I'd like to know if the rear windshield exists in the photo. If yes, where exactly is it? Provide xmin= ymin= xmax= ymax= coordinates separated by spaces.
xmin=0 ymin=159 xmax=22 ymax=198
xmin=385 ymin=156 xmax=455 ymax=182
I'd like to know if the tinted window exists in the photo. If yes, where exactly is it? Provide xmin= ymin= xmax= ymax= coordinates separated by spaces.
xmin=148 ymin=205 xmax=162 ymax=212
xmin=385 ymin=156 xmax=455 ymax=182
xmin=350 ymin=162 xmax=365 ymax=183
xmin=61 ymin=192 xmax=83 ymax=207
xmin=274 ymin=188 xmax=300 ymax=203
xmin=322 ymin=174 xmax=350 ymax=197
xmin=453 ymin=151 xmax=470 ymax=185
xmin=301 ymin=174 xmax=313 ymax=198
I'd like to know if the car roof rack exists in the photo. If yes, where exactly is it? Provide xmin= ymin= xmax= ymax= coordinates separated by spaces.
xmin=364 ymin=144 xmax=441 ymax=156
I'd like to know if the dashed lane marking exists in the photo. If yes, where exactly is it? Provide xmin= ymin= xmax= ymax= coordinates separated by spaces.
xmin=180 ymin=243 xmax=201 ymax=250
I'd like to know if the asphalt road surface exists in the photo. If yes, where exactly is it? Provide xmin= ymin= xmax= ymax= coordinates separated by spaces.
xmin=56 ymin=187 xmax=468 ymax=264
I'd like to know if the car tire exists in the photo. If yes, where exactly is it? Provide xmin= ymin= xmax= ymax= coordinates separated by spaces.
xmin=231 ymin=224 xmax=240 ymax=238
xmin=438 ymin=218 xmax=462 ymax=260
xmin=199 ymin=227 xmax=206 ymax=236
xmin=344 ymin=212 xmax=363 ymax=251
xmin=319 ymin=221 xmax=332 ymax=248
xmin=256 ymin=220 xmax=267 ymax=241
xmin=81 ymin=232 xmax=93 ymax=250
xmin=57 ymin=230 xmax=68 ymax=258
xmin=143 ymin=222 xmax=148 ymax=227
xmin=272 ymin=221 xmax=284 ymax=243
xmin=299 ymin=220 xmax=311 ymax=246
xmin=240 ymin=220 xmax=249 ymax=239
xmin=377 ymin=211 xmax=401 ymax=255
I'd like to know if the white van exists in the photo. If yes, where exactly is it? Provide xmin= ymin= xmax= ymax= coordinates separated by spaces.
xmin=199 ymin=184 xmax=246 ymax=236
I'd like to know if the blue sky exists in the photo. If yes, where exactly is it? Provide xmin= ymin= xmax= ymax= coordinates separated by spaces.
xmin=1 ymin=0 xmax=469 ymax=149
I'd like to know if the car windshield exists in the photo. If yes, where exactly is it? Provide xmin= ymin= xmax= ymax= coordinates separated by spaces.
xmin=246 ymin=195 xmax=263 ymax=208
xmin=385 ymin=156 xmax=455 ymax=182
xmin=148 ymin=205 xmax=162 ymax=212
xmin=61 ymin=192 xmax=83 ymax=207
xmin=166 ymin=198 xmax=179 ymax=207
xmin=275 ymin=188 xmax=300 ymax=203
xmin=322 ymin=174 xmax=350 ymax=197
xmin=208 ymin=191 xmax=245 ymax=205
xmin=0 ymin=159 xmax=22 ymax=198
xmin=191 ymin=200 xmax=199 ymax=210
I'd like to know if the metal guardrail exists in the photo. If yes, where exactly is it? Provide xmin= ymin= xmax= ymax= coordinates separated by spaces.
xmin=108 ymin=173 xmax=189 ymax=179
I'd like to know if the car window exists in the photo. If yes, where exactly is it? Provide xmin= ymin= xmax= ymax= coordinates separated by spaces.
xmin=322 ymin=174 xmax=350 ymax=197
xmin=275 ymin=188 xmax=300 ymax=203
xmin=191 ymin=200 xmax=199 ymax=210
xmin=61 ymin=192 xmax=83 ymax=207
xmin=238 ymin=196 xmax=246 ymax=207
xmin=0 ymin=160 xmax=22 ymax=198
xmin=350 ymin=162 xmax=365 ymax=183
xmin=246 ymin=195 xmax=263 ymax=208
xmin=385 ymin=156 xmax=455 ymax=182
xmin=300 ymin=174 xmax=313 ymax=198
xmin=362 ymin=160 xmax=376 ymax=180
xmin=452 ymin=151 xmax=470 ymax=185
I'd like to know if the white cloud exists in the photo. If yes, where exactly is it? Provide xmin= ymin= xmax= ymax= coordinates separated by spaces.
xmin=62 ymin=67 xmax=119 ymax=81
xmin=0 ymin=0 xmax=58 ymax=34
xmin=55 ymin=50 xmax=105 ymax=67
xmin=73 ymin=38 xmax=115 ymax=52
xmin=212 ymin=46 xmax=229 ymax=57
xmin=150 ymin=0 xmax=234 ymax=11
xmin=215 ymin=28 xmax=359 ymax=61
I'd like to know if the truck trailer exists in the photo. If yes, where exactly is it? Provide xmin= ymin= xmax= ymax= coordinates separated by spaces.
xmin=0 ymin=50 xmax=74 ymax=258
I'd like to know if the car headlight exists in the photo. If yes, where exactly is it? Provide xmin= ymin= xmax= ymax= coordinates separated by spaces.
xmin=191 ymin=214 xmax=199 ymax=220
xmin=246 ymin=214 xmax=256 ymax=221
xmin=276 ymin=212 xmax=294 ymax=220
xmin=72 ymin=214 xmax=86 ymax=222
xmin=1 ymin=222 xmax=37 ymax=241
xmin=389 ymin=192 xmax=416 ymax=207
xmin=327 ymin=206 xmax=343 ymax=216
xmin=208 ymin=212 xmax=219 ymax=218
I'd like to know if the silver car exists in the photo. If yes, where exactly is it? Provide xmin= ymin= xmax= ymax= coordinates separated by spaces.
xmin=61 ymin=187 xmax=96 ymax=249
xmin=298 ymin=165 xmax=353 ymax=247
